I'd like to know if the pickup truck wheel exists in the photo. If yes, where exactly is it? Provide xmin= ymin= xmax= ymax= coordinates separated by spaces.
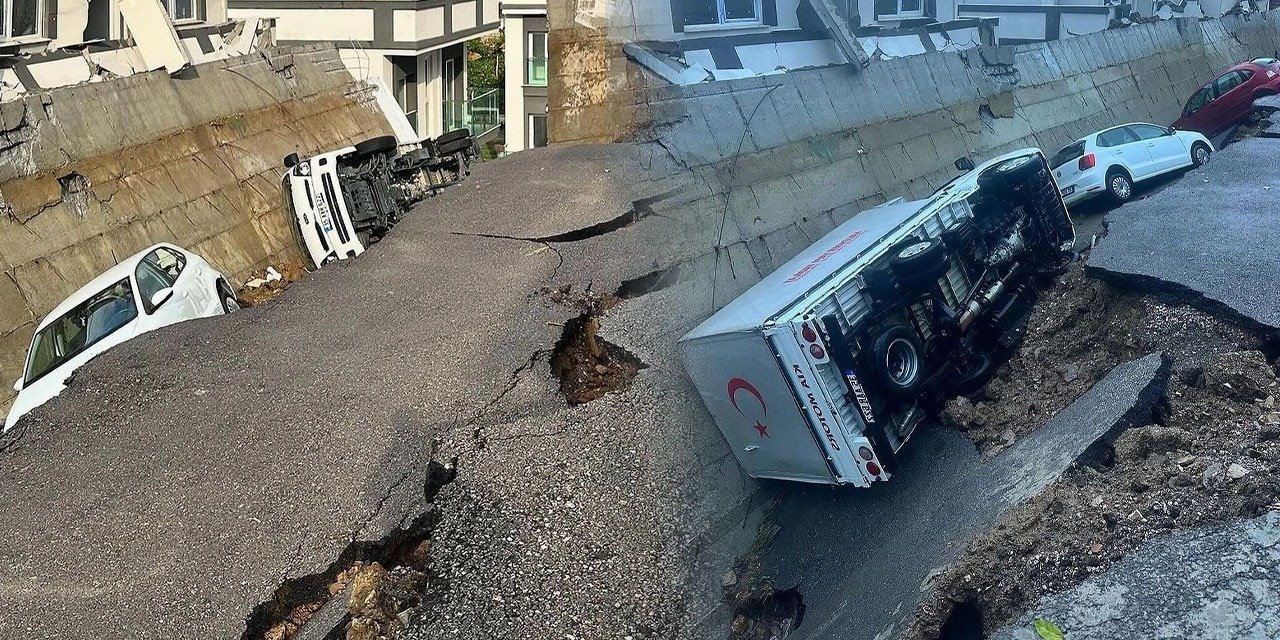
xmin=436 ymin=136 xmax=475 ymax=156
xmin=888 ymin=237 xmax=948 ymax=288
xmin=354 ymin=136 xmax=398 ymax=157
xmin=870 ymin=325 xmax=926 ymax=398
xmin=436 ymin=128 xmax=471 ymax=145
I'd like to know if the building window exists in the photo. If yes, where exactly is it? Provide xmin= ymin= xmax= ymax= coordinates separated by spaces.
xmin=392 ymin=57 xmax=419 ymax=133
xmin=3 ymin=0 xmax=41 ymax=40
xmin=529 ymin=114 xmax=547 ymax=148
xmin=683 ymin=0 xmax=761 ymax=28
xmin=874 ymin=0 xmax=922 ymax=19
xmin=164 ymin=0 xmax=205 ymax=21
xmin=527 ymin=32 xmax=547 ymax=86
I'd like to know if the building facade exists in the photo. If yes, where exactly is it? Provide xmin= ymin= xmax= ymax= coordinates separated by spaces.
xmin=501 ymin=0 xmax=546 ymax=152
xmin=227 ymin=0 xmax=501 ymax=139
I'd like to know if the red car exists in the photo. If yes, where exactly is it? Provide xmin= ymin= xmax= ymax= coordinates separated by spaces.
xmin=1172 ymin=58 xmax=1280 ymax=137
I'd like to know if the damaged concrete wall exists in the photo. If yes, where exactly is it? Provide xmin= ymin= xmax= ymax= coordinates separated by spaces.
xmin=634 ymin=11 xmax=1280 ymax=309
xmin=0 ymin=44 xmax=391 ymax=406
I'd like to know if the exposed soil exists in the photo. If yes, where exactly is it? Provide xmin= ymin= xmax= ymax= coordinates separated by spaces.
xmin=550 ymin=312 xmax=646 ymax=405
xmin=248 ymin=460 xmax=457 ymax=640
xmin=941 ymin=263 xmax=1261 ymax=454
xmin=906 ymin=267 xmax=1280 ymax=639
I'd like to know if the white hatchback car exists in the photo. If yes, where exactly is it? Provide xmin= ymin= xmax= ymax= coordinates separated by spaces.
xmin=4 ymin=243 xmax=238 ymax=431
xmin=1050 ymin=123 xmax=1214 ymax=207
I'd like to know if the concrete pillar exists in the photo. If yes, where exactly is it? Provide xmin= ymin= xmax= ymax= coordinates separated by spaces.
xmin=504 ymin=13 xmax=528 ymax=153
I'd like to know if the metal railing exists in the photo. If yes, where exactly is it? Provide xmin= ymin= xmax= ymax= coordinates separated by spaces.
xmin=527 ymin=57 xmax=548 ymax=86
xmin=442 ymin=88 xmax=504 ymax=137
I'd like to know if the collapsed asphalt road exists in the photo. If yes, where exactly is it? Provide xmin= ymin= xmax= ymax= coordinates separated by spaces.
xmin=0 ymin=144 xmax=734 ymax=639
xmin=1089 ymin=136 xmax=1280 ymax=331
xmin=755 ymin=355 xmax=1169 ymax=640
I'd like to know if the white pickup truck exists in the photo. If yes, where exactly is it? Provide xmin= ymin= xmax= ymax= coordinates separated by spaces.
xmin=679 ymin=149 xmax=1075 ymax=486
xmin=282 ymin=130 xmax=477 ymax=269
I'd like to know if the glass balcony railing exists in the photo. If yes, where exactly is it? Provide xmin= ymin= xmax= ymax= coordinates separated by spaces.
xmin=527 ymin=57 xmax=548 ymax=86
xmin=442 ymin=88 xmax=504 ymax=137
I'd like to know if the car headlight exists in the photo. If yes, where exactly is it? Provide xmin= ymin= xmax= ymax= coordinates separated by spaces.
xmin=295 ymin=161 xmax=311 ymax=176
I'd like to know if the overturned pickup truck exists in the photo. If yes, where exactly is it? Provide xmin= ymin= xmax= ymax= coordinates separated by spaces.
xmin=282 ymin=129 xmax=477 ymax=268
xmin=679 ymin=149 xmax=1075 ymax=486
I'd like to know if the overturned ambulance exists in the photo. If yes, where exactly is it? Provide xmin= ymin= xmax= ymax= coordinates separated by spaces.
xmin=679 ymin=149 xmax=1075 ymax=485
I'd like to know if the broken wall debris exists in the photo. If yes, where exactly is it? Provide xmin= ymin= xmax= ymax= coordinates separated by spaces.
xmin=0 ymin=44 xmax=393 ymax=410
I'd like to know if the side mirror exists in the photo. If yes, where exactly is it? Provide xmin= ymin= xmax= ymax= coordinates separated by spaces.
xmin=150 ymin=287 xmax=175 ymax=309
xmin=283 ymin=152 xmax=300 ymax=168
xmin=13 ymin=377 xmax=22 ymax=392
xmin=1164 ymin=126 xmax=1177 ymax=136
xmin=954 ymin=156 xmax=976 ymax=172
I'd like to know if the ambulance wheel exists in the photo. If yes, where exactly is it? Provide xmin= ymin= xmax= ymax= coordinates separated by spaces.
xmin=869 ymin=325 xmax=926 ymax=399
xmin=946 ymin=352 xmax=992 ymax=396
xmin=888 ymin=237 xmax=948 ymax=288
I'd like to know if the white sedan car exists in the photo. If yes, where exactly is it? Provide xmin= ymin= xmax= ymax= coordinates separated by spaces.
xmin=1050 ymin=123 xmax=1213 ymax=207
xmin=5 ymin=243 xmax=238 ymax=431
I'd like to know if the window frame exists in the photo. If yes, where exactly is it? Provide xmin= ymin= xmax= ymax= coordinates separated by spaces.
xmin=526 ymin=31 xmax=548 ymax=86
xmin=1096 ymin=127 xmax=1138 ymax=148
xmin=135 ymin=250 xmax=183 ymax=315
xmin=1125 ymin=124 xmax=1168 ymax=141
xmin=3 ymin=0 xmax=44 ymax=41
xmin=876 ymin=0 xmax=924 ymax=20
xmin=164 ymin=0 xmax=206 ymax=22
xmin=683 ymin=0 xmax=764 ymax=29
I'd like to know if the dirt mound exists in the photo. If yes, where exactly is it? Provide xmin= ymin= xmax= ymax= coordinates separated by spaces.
xmin=941 ymin=264 xmax=1260 ymax=454
xmin=908 ymin=350 xmax=1280 ymax=639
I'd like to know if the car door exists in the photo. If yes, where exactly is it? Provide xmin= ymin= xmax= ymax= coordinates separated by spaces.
xmin=1096 ymin=127 xmax=1149 ymax=178
xmin=133 ymin=248 xmax=202 ymax=330
xmin=1126 ymin=124 xmax=1186 ymax=175
xmin=1180 ymin=83 xmax=1217 ymax=134
xmin=1210 ymin=70 xmax=1254 ymax=134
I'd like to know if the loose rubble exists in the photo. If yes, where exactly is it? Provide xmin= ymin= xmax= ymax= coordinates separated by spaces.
xmin=941 ymin=264 xmax=1260 ymax=454
xmin=907 ymin=349 xmax=1280 ymax=639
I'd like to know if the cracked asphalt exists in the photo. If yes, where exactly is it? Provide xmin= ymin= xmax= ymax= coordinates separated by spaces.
xmin=1088 ymin=136 xmax=1280 ymax=331
xmin=991 ymin=511 xmax=1280 ymax=639
xmin=0 ymin=143 xmax=739 ymax=639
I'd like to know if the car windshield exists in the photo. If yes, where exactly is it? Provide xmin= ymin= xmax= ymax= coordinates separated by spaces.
xmin=24 ymin=278 xmax=138 ymax=385
xmin=1050 ymin=141 xmax=1086 ymax=169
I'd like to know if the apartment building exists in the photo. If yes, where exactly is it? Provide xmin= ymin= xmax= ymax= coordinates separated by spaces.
xmin=227 ymin=0 xmax=502 ymax=139
xmin=2 ymin=0 xmax=227 ymax=50
xmin=501 ymin=0 xmax=546 ymax=152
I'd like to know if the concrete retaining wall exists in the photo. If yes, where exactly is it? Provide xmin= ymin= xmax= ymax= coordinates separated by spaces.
xmin=0 ymin=45 xmax=391 ymax=407
xmin=635 ymin=12 xmax=1280 ymax=309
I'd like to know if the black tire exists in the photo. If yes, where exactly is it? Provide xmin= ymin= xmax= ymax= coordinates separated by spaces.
xmin=436 ymin=128 xmax=471 ymax=145
xmin=437 ymin=136 xmax=475 ymax=156
xmin=983 ymin=154 xmax=1044 ymax=185
xmin=218 ymin=282 xmax=241 ymax=314
xmin=353 ymin=135 xmax=398 ymax=157
xmin=1191 ymin=142 xmax=1211 ymax=167
xmin=869 ymin=325 xmax=927 ymax=399
xmin=1105 ymin=168 xmax=1133 ymax=203
xmin=946 ymin=353 xmax=992 ymax=396
xmin=887 ymin=237 xmax=948 ymax=288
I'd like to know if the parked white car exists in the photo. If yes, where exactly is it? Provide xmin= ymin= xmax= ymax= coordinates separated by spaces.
xmin=1050 ymin=123 xmax=1213 ymax=207
xmin=5 ymin=243 xmax=238 ymax=431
